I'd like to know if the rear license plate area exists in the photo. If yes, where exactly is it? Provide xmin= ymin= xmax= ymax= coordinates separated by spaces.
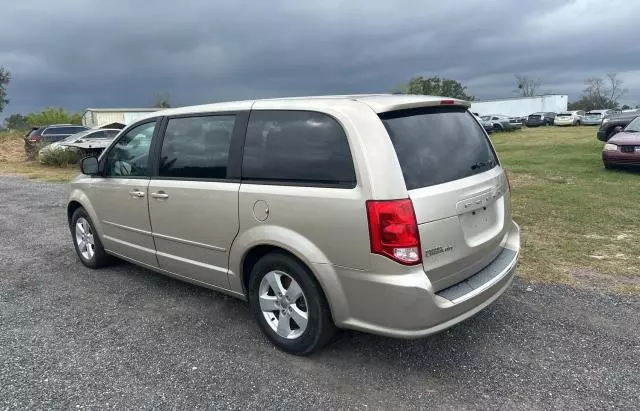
xmin=461 ymin=206 xmax=493 ymax=232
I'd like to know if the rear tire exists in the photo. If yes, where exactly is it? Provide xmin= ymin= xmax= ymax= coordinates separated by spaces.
xmin=248 ymin=252 xmax=336 ymax=355
xmin=70 ymin=208 xmax=111 ymax=269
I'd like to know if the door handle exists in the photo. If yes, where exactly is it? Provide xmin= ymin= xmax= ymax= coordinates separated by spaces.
xmin=151 ymin=191 xmax=169 ymax=200
xmin=129 ymin=189 xmax=145 ymax=199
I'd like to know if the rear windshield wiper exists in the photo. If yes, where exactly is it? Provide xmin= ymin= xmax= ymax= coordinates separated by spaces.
xmin=471 ymin=160 xmax=495 ymax=170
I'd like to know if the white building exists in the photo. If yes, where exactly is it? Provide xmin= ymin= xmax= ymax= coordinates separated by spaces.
xmin=82 ymin=108 xmax=162 ymax=129
xmin=470 ymin=95 xmax=568 ymax=117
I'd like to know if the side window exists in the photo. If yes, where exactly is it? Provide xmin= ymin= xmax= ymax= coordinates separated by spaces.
xmin=491 ymin=117 xmax=499 ymax=120
xmin=104 ymin=121 xmax=156 ymax=177
xmin=42 ymin=128 xmax=59 ymax=135
xmin=158 ymin=115 xmax=235 ymax=179
xmin=242 ymin=110 xmax=356 ymax=187
xmin=85 ymin=131 xmax=104 ymax=139
xmin=105 ymin=130 xmax=120 ymax=138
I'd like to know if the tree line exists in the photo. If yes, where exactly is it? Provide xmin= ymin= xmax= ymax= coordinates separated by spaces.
xmin=394 ymin=72 xmax=636 ymax=111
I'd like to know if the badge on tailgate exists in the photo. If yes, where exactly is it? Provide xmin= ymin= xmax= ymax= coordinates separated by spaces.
xmin=456 ymin=183 xmax=505 ymax=214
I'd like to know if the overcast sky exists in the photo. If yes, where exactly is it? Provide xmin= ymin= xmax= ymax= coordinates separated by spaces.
xmin=1 ymin=0 xmax=639 ymax=119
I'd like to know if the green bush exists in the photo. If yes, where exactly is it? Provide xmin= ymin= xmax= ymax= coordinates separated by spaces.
xmin=38 ymin=148 xmax=81 ymax=167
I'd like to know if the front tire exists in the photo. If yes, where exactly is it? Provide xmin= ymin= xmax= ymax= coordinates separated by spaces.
xmin=70 ymin=208 xmax=111 ymax=269
xmin=248 ymin=253 xmax=336 ymax=355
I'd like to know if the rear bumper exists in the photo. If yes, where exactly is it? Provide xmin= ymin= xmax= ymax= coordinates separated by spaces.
xmin=582 ymin=120 xmax=601 ymax=125
xmin=331 ymin=221 xmax=520 ymax=338
xmin=603 ymin=151 xmax=640 ymax=166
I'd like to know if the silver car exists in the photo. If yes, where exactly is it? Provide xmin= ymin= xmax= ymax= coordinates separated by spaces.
xmin=583 ymin=109 xmax=614 ymax=126
xmin=481 ymin=114 xmax=522 ymax=131
xmin=39 ymin=128 xmax=121 ymax=161
xmin=68 ymin=95 xmax=521 ymax=355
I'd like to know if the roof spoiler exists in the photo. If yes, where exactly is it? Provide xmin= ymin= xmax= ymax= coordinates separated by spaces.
xmin=376 ymin=98 xmax=471 ymax=114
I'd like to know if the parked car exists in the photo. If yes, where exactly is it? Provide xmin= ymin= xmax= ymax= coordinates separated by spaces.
xmin=524 ymin=112 xmax=556 ymax=127
xmin=481 ymin=114 xmax=521 ymax=131
xmin=24 ymin=124 xmax=90 ymax=159
xmin=583 ymin=109 xmax=614 ymax=126
xmin=473 ymin=113 xmax=493 ymax=133
xmin=38 ymin=128 xmax=121 ymax=160
xmin=68 ymin=95 xmax=520 ymax=355
xmin=602 ymin=115 xmax=640 ymax=169
xmin=554 ymin=111 xmax=585 ymax=126
xmin=508 ymin=117 xmax=523 ymax=127
xmin=597 ymin=109 xmax=640 ymax=141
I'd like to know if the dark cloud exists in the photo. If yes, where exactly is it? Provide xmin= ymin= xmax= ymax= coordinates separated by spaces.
xmin=2 ymin=0 xmax=639 ymax=118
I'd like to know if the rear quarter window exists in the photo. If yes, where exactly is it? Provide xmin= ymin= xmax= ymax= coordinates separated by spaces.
xmin=241 ymin=110 xmax=356 ymax=187
xmin=379 ymin=106 xmax=498 ymax=190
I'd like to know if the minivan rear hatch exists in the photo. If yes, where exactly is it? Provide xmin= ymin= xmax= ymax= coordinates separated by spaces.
xmin=379 ymin=106 xmax=511 ymax=291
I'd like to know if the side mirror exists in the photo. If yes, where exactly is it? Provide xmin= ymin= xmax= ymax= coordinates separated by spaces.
xmin=613 ymin=126 xmax=623 ymax=135
xmin=80 ymin=156 xmax=100 ymax=175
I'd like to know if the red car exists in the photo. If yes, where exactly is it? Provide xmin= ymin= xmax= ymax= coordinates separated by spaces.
xmin=602 ymin=116 xmax=640 ymax=169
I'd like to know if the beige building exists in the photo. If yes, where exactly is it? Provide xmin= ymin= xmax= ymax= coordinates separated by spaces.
xmin=81 ymin=108 xmax=162 ymax=129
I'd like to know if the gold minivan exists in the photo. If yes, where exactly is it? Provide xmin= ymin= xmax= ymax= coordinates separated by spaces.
xmin=68 ymin=95 xmax=520 ymax=355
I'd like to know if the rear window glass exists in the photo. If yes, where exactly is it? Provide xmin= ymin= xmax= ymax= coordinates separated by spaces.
xmin=28 ymin=128 xmax=42 ymax=137
xmin=379 ymin=106 xmax=498 ymax=190
xmin=242 ymin=110 xmax=356 ymax=187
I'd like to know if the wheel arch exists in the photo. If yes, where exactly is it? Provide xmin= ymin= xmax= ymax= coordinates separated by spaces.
xmin=67 ymin=189 xmax=104 ymax=238
xmin=229 ymin=226 xmax=350 ymax=324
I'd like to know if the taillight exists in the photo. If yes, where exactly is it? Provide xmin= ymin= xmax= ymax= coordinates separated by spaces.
xmin=440 ymin=99 xmax=455 ymax=105
xmin=366 ymin=199 xmax=422 ymax=265
xmin=29 ymin=136 xmax=40 ymax=143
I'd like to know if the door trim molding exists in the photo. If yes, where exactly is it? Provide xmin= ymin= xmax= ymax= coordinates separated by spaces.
xmin=153 ymin=232 xmax=226 ymax=252
xmin=102 ymin=220 xmax=152 ymax=236
xmin=104 ymin=249 xmax=246 ymax=300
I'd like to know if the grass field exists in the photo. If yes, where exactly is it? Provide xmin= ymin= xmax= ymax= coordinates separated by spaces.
xmin=491 ymin=126 xmax=639 ymax=293
xmin=0 ymin=132 xmax=78 ymax=182
xmin=1 ymin=127 xmax=638 ymax=293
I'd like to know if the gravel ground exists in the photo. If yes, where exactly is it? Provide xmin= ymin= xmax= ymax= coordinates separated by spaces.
xmin=0 ymin=176 xmax=639 ymax=410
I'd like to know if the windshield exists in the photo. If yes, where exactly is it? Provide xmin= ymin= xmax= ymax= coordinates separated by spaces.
xmin=625 ymin=117 xmax=640 ymax=132
xmin=557 ymin=113 xmax=571 ymax=117
xmin=380 ymin=107 xmax=498 ymax=190
xmin=586 ymin=112 xmax=601 ymax=117
xmin=61 ymin=130 xmax=91 ymax=142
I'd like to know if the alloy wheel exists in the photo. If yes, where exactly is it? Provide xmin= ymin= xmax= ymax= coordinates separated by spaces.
xmin=75 ymin=217 xmax=95 ymax=260
xmin=258 ymin=270 xmax=309 ymax=339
